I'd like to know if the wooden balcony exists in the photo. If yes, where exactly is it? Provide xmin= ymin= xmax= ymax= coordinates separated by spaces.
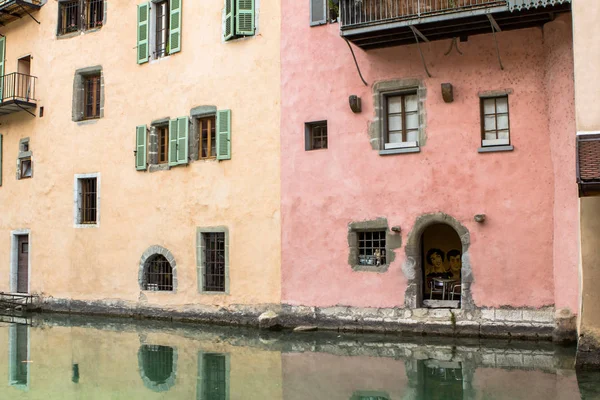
xmin=0 ymin=0 xmax=42 ymax=26
xmin=0 ymin=73 xmax=37 ymax=117
xmin=340 ymin=0 xmax=572 ymax=49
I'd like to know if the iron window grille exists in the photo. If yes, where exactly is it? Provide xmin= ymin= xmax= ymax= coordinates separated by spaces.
xmin=480 ymin=95 xmax=510 ymax=146
xmin=140 ymin=345 xmax=174 ymax=385
xmin=85 ymin=0 xmax=104 ymax=29
xmin=143 ymin=255 xmax=173 ymax=291
xmin=384 ymin=92 xmax=419 ymax=149
xmin=200 ymin=116 xmax=217 ymax=159
xmin=203 ymin=233 xmax=226 ymax=292
xmin=202 ymin=354 xmax=227 ymax=400
xmin=83 ymin=74 xmax=101 ymax=119
xmin=305 ymin=121 xmax=328 ymax=151
xmin=157 ymin=126 xmax=169 ymax=164
xmin=155 ymin=1 xmax=170 ymax=58
xmin=358 ymin=231 xmax=386 ymax=266
xmin=58 ymin=1 xmax=80 ymax=35
xmin=79 ymin=178 xmax=97 ymax=224
xmin=58 ymin=0 xmax=104 ymax=35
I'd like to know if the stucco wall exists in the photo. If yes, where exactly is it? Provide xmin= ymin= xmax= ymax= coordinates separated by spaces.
xmin=280 ymin=1 xmax=577 ymax=311
xmin=0 ymin=0 xmax=281 ymax=307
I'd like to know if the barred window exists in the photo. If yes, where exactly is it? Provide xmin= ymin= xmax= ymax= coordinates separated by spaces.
xmin=305 ymin=121 xmax=328 ymax=151
xmin=78 ymin=178 xmax=97 ymax=224
xmin=203 ymin=233 xmax=226 ymax=292
xmin=155 ymin=1 xmax=170 ymax=58
xmin=138 ymin=345 xmax=176 ymax=392
xmin=85 ymin=0 xmax=104 ymax=30
xmin=83 ymin=75 xmax=101 ymax=119
xmin=201 ymin=354 xmax=228 ymax=400
xmin=59 ymin=1 xmax=80 ymax=35
xmin=143 ymin=255 xmax=173 ymax=291
xmin=58 ymin=0 xmax=104 ymax=35
xmin=358 ymin=231 xmax=386 ymax=266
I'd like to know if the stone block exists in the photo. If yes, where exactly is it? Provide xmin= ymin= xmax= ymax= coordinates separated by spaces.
xmin=481 ymin=309 xmax=495 ymax=321
xmin=495 ymin=309 xmax=522 ymax=322
xmin=404 ymin=309 xmax=413 ymax=319
xmin=351 ymin=307 xmax=380 ymax=318
xmin=429 ymin=309 xmax=452 ymax=319
xmin=379 ymin=308 xmax=396 ymax=318
xmin=523 ymin=309 xmax=554 ymax=323
xmin=412 ymin=308 xmax=428 ymax=318
xmin=319 ymin=306 xmax=349 ymax=317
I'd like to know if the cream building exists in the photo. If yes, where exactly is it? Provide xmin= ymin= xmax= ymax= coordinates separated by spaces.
xmin=0 ymin=0 xmax=281 ymax=318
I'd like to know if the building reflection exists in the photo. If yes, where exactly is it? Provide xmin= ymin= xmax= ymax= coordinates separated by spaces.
xmin=8 ymin=323 xmax=29 ymax=390
xmin=138 ymin=344 xmax=177 ymax=392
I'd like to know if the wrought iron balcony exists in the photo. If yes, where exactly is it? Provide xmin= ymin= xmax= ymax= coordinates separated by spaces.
xmin=577 ymin=133 xmax=600 ymax=197
xmin=339 ymin=0 xmax=571 ymax=49
xmin=0 ymin=73 xmax=37 ymax=117
xmin=0 ymin=0 xmax=43 ymax=26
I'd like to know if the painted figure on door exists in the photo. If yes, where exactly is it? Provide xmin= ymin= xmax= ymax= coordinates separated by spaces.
xmin=447 ymin=249 xmax=462 ymax=278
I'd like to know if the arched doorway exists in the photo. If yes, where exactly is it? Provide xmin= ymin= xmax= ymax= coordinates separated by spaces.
xmin=421 ymin=224 xmax=462 ymax=308
xmin=403 ymin=213 xmax=474 ymax=310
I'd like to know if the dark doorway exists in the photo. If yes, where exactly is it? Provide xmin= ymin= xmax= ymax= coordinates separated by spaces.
xmin=16 ymin=235 xmax=29 ymax=294
xmin=421 ymin=224 xmax=461 ymax=308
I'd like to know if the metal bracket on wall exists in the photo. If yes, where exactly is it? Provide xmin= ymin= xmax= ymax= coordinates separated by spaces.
xmin=410 ymin=26 xmax=432 ymax=78
xmin=17 ymin=3 xmax=40 ymax=24
xmin=487 ymin=14 xmax=504 ymax=70
xmin=444 ymin=37 xmax=463 ymax=56
xmin=344 ymin=38 xmax=368 ymax=87
xmin=15 ymin=103 xmax=36 ymax=117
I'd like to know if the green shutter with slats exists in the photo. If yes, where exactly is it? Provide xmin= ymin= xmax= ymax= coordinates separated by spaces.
xmin=168 ymin=118 xmax=179 ymax=166
xmin=0 ymin=37 xmax=5 ymax=99
xmin=176 ymin=116 xmax=188 ymax=164
xmin=136 ymin=125 xmax=147 ymax=170
xmin=0 ymin=134 xmax=3 ymax=186
xmin=224 ymin=0 xmax=235 ymax=40
xmin=137 ymin=3 xmax=150 ymax=64
xmin=216 ymin=110 xmax=231 ymax=160
xmin=236 ymin=0 xmax=255 ymax=36
xmin=169 ymin=0 xmax=182 ymax=54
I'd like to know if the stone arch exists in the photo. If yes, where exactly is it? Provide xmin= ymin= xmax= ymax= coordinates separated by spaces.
xmin=137 ymin=344 xmax=178 ymax=392
xmin=403 ymin=213 xmax=474 ymax=310
xmin=138 ymin=245 xmax=178 ymax=292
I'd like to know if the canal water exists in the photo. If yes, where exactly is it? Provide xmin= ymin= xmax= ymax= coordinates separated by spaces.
xmin=1 ymin=314 xmax=599 ymax=399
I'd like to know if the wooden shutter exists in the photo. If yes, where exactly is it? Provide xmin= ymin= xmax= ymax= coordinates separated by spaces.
xmin=224 ymin=0 xmax=235 ymax=40
xmin=0 ymin=134 xmax=3 ymax=186
xmin=176 ymin=116 xmax=188 ymax=164
xmin=216 ymin=110 xmax=231 ymax=160
xmin=136 ymin=125 xmax=147 ymax=170
xmin=168 ymin=119 xmax=179 ymax=166
xmin=235 ymin=0 xmax=255 ymax=36
xmin=310 ymin=0 xmax=327 ymax=26
xmin=137 ymin=3 xmax=150 ymax=64
xmin=169 ymin=0 xmax=182 ymax=54
xmin=0 ymin=36 xmax=5 ymax=99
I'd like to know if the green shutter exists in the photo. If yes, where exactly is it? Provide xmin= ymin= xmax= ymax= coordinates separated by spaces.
xmin=137 ymin=3 xmax=150 ymax=64
xmin=216 ymin=109 xmax=231 ymax=160
xmin=176 ymin=116 xmax=188 ymax=164
xmin=169 ymin=0 xmax=182 ymax=54
xmin=235 ymin=0 xmax=255 ymax=36
xmin=0 ymin=134 xmax=3 ymax=186
xmin=224 ymin=0 xmax=235 ymax=40
xmin=136 ymin=125 xmax=147 ymax=170
xmin=168 ymin=118 xmax=179 ymax=166
xmin=0 ymin=37 xmax=5 ymax=99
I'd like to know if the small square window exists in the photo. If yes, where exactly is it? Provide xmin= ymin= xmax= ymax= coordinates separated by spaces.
xmin=480 ymin=96 xmax=510 ymax=147
xmin=357 ymin=231 xmax=386 ymax=266
xmin=384 ymin=92 xmax=419 ymax=150
xmin=157 ymin=126 xmax=169 ymax=164
xmin=305 ymin=121 xmax=328 ymax=151
xmin=20 ymin=159 xmax=32 ymax=179
xmin=78 ymin=177 xmax=97 ymax=224
xmin=199 ymin=116 xmax=217 ymax=159
xmin=83 ymin=74 xmax=101 ymax=120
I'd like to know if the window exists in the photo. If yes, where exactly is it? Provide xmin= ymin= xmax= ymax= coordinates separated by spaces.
xmin=203 ymin=233 xmax=226 ymax=292
xmin=305 ymin=121 xmax=328 ymax=151
xmin=74 ymin=173 xmax=100 ymax=227
xmin=138 ymin=345 xmax=177 ymax=392
xmin=157 ymin=126 xmax=169 ymax=164
xmin=224 ymin=0 xmax=256 ymax=41
xmin=384 ymin=93 xmax=419 ymax=150
xmin=58 ymin=0 xmax=104 ymax=35
xmin=9 ymin=324 xmax=29 ymax=390
xmin=17 ymin=138 xmax=32 ymax=180
xmin=143 ymin=255 xmax=173 ymax=291
xmin=198 ymin=353 xmax=230 ymax=400
xmin=20 ymin=159 xmax=32 ymax=179
xmin=481 ymin=96 xmax=510 ymax=147
xmin=358 ymin=231 xmax=387 ymax=267
xmin=310 ymin=0 xmax=339 ymax=26
xmin=137 ymin=1 xmax=182 ymax=64
xmin=200 ymin=116 xmax=217 ymax=159
xmin=83 ymin=74 xmax=101 ymax=119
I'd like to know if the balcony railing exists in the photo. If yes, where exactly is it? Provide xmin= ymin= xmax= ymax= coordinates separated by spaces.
xmin=1 ymin=73 xmax=37 ymax=103
xmin=340 ymin=0 xmax=505 ymax=28
xmin=0 ymin=0 xmax=41 ymax=5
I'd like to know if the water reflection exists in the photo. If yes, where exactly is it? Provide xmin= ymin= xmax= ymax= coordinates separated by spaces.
xmin=0 ymin=315 xmax=598 ymax=399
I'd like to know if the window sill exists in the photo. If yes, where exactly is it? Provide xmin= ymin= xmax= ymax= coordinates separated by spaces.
xmin=142 ymin=290 xmax=176 ymax=294
xmin=76 ymin=119 xmax=100 ymax=126
xmin=200 ymin=290 xmax=229 ymax=295
xmin=351 ymin=264 xmax=389 ymax=273
xmin=148 ymin=164 xmax=170 ymax=173
xmin=56 ymin=31 xmax=81 ymax=40
xmin=74 ymin=223 xmax=99 ymax=229
xmin=379 ymin=147 xmax=420 ymax=156
xmin=149 ymin=55 xmax=172 ymax=65
xmin=478 ymin=145 xmax=514 ymax=153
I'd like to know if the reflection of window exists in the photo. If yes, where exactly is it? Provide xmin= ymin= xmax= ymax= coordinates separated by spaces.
xmin=198 ymin=353 xmax=229 ymax=400
xmin=143 ymin=255 xmax=174 ymax=291
xmin=139 ymin=345 xmax=177 ymax=392
xmin=480 ymin=96 xmax=510 ymax=147
xmin=358 ymin=231 xmax=386 ymax=266
xmin=350 ymin=391 xmax=390 ymax=400
xmin=384 ymin=92 xmax=419 ymax=150
xmin=9 ymin=324 xmax=29 ymax=390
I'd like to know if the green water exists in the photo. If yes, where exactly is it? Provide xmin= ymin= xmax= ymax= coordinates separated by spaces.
xmin=1 ymin=314 xmax=599 ymax=399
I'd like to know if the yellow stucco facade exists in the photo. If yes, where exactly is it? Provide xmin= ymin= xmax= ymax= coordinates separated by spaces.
xmin=0 ymin=1 xmax=281 ymax=313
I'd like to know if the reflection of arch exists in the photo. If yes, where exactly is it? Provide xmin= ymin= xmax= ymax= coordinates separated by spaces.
xmin=137 ymin=345 xmax=177 ymax=392
xmin=403 ymin=213 xmax=474 ymax=310
xmin=138 ymin=245 xmax=177 ymax=292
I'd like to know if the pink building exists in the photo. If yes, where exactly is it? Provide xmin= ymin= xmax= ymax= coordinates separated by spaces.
xmin=281 ymin=0 xmax=578 ymax=340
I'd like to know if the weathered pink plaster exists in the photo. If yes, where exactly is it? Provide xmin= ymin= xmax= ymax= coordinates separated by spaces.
xmin=280 ymin=2 xmax=578 ymax=312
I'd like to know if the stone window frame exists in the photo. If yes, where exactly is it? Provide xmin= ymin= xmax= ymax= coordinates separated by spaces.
xmin=72 ymin=66 xmax=104 ymax=123
xmin=348 ymin=218 xmax=401 ymax=273
xmin=402 ymin=212 xmax=474 ymax=310
xmin=477 ymin=89 xmax=515 ymax=154
xmin=73 ymin=172 xmax=100 ymax=228
xmin=369 ymin=79 xmax=427 ymax=156
xmin=196 ymin=226 xmax=230 ymax=294
xmin=16 ymin=138 xmax=32 ymax=180
xmin=56 ymin=0 xmax=107 ymax=39
xmin=137 ymin=344 xmax=178 ymax=392
xmin=138 ymin=245 xmax=178 ymax=293
xmin=190 ymin=105 xmax=218 ymax=162
xmin=197 ymin=351 xmax=231 ymax=400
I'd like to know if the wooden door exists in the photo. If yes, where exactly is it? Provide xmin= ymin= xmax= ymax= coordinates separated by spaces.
xmin=17 ymin=236 xmax=28 ymax=293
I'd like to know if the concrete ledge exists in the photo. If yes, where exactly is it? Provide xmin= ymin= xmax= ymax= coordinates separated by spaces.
xmin=478 ymin=145 xmax=514 ymax=153
xmin=379 ymin=147 xmax=420 ymax=156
